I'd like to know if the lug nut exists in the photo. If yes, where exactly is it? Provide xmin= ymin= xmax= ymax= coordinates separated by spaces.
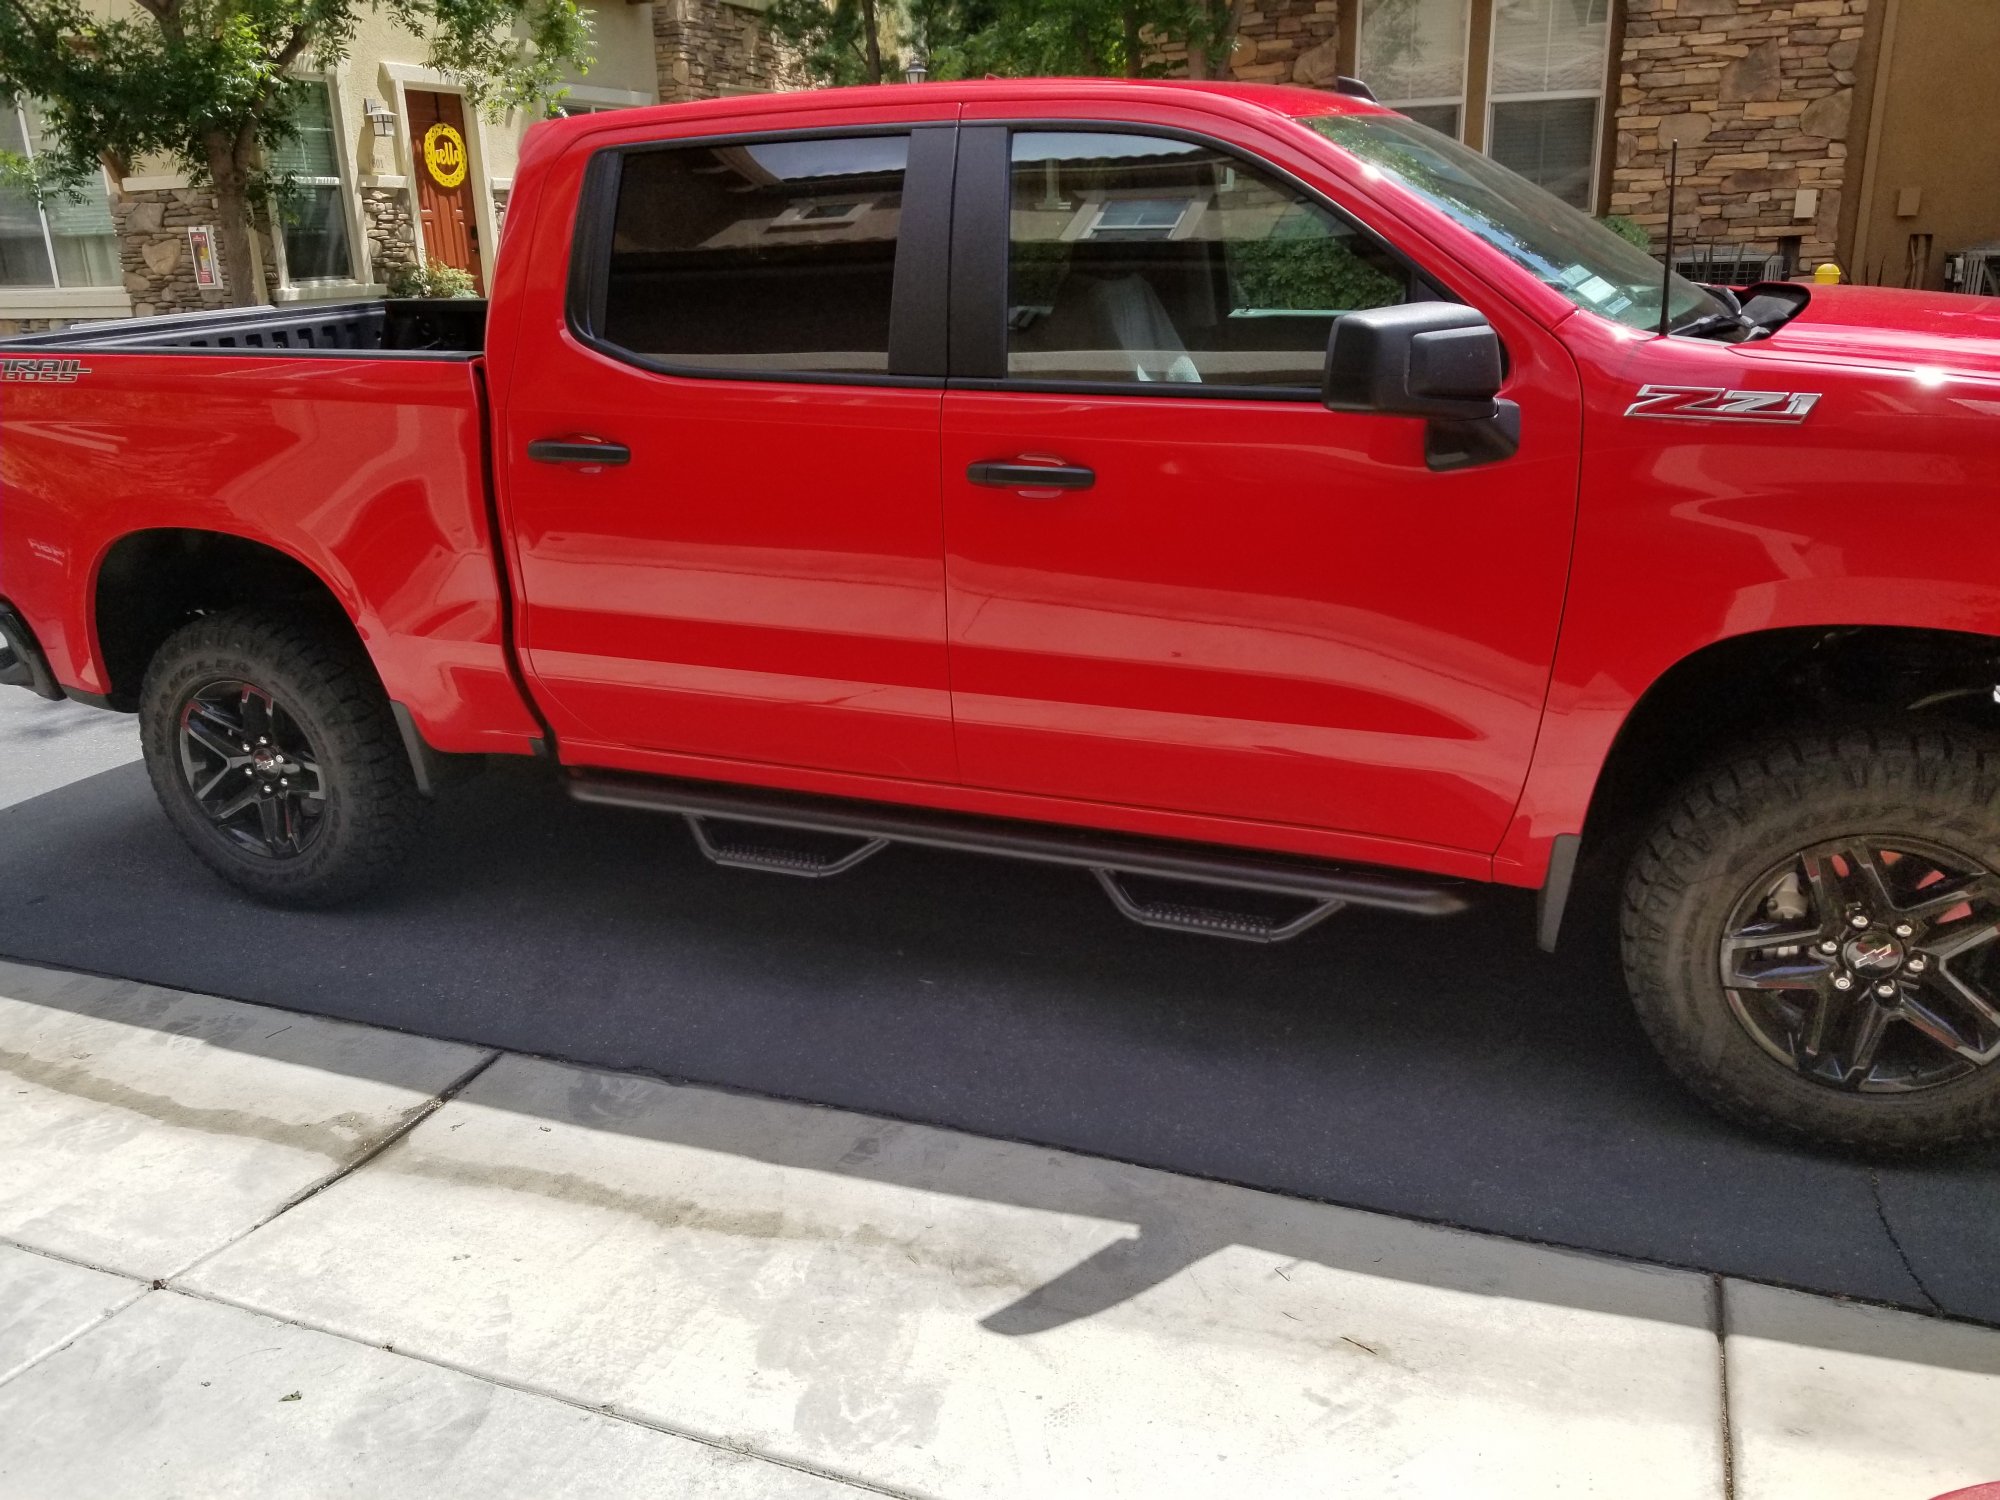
xmin=1850 ymin=913 xmax=1872 ymax=929
xmin=1818 ymin=940 xmax=1838 ymax=955
xmin=1907 ymin=955 xmax=1928 ymax=973
xmin=1833 ymin=974 xmax=1854 ymax=991
xmin=1894 ymin=923 xmax=1915 ymax=939
xmin=1875 ymin=982 xmax=1897 ymax=999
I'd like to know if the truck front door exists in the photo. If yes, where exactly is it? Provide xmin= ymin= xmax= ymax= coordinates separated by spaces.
xmin=938 ymin=119 xmax=1582 ymax=856
xmin=504 ymin=123 xmax=960 ymax=783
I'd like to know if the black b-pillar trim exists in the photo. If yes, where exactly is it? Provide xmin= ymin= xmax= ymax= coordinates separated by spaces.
xmin=886 ymin=124 xmax=956 ymax=379
xmin=948 ymin=125 xmax=1010 ymax=381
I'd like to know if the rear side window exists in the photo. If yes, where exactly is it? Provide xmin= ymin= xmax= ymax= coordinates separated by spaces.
xmin=597 ymin=134 xmax=909 ymax=376
xmin=1006 ymin=131 xmax=1411 ymax=389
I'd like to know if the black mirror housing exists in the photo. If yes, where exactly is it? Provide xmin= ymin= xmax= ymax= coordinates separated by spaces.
xmin=1323 ymin=302 xmax=1503 ymax=421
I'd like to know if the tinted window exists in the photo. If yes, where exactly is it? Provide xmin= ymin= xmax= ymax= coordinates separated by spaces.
xmin=599 ymin=134 xmax=908 ymax=376
xmin=1007 ymin=131 xmax=1410 ymax=389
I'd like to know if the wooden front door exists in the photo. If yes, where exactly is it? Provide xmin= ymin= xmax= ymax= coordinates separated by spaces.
xmin=407 ymin=89 xmax=482 ymax=292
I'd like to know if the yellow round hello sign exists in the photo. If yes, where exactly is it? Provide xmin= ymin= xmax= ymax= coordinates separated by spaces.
xmin=423 ymin=122 xmax=468 ymax=190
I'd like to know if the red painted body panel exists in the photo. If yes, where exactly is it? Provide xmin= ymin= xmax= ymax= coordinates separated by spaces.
xmin=0 ymin=354 xmax=540 ymax=754
xmin=1493 ymin=287 xmax=2000 ymax=885
xmin=9 ymin=79 xmax=2000 ymax=898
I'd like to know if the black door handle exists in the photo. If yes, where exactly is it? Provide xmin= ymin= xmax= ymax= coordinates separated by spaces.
xmin=967 ymin=460 xmax=1095 ymax=491
xmin=528 ymin=438 xmax=631 ymax=466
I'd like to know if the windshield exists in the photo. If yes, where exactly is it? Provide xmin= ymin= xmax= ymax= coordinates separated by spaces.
xmin=1305 ymin=114 xmax=1725 ymax=333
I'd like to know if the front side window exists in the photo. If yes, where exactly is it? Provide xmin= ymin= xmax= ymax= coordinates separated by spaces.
xmin=598 ymin=134 xmax=908 ymax=376
xmin=0 ymin=98 xmax=120 ymax=290
xmin=1307 ymin=112 xmax=1722 ymax=332
xmin=270 ymin=84 xmax=354 ymax=282
xmin=1006 ymin=131 xmax=1409 ymax=390
xmin=1486 ymin=0 xmax=1611 ymax=209
xmin=1357 ymin=0 xmax=1470 ymax=140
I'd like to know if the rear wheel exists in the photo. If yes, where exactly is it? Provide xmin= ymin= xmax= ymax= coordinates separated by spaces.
xmin=1622 ymin=729 xmax=2000 ymax=1154
xmin=139 ymin=609 xmax=422 ymax=906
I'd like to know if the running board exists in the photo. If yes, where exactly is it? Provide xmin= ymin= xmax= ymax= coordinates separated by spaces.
xmin=568 ymin=770 xmax=1469 ymax=940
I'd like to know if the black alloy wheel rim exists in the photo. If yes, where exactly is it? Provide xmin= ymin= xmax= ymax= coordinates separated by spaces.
xmin=177 ymin=679 xmax=328 ymax=859
xmin=1720 ymin=837 xmax=2000 ymax=1092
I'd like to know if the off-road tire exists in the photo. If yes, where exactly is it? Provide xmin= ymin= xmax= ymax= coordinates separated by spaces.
xmin=1622 ymin=727 xmax=2000 ymax=1155
xmin=140 ymin=608 xmax=423 ymax=907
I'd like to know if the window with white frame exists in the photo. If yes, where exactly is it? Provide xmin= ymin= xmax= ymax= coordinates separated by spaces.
xmin=1357 ymin=0 xmax=1470 ymax=140
xmin=269 ymin=82 xmax=354 ymax=282
xmin=0 ymin=98 xmax=120 ymax=289
xmin=1486 ymin=0 xmax=1611 ymax=209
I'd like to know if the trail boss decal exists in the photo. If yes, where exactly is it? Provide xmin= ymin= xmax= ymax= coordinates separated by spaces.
xmin=1 ymin=357 xmax=89 ymax=384
xmin=1624 ymin=385 xmax=1822 ymax=423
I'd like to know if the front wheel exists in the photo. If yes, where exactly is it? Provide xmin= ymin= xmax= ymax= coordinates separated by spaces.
xmin=1622 ymin=729 xmax=2000 ymax=1155
xmin=139 ymin=608 xmax=423 ymax=907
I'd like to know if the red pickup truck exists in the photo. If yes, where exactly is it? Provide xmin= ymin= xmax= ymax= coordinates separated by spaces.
xmin=6 ymin=78 xmax=2000 ymax=1153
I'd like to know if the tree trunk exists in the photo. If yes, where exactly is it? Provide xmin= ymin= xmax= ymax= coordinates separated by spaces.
xmin=1123 ymin=2 xmax=1142 ymax=77
xmin=860 ymin=0 xmax=882 ymax=84
xmin=203 ymin=128 xmax=266 ymax=309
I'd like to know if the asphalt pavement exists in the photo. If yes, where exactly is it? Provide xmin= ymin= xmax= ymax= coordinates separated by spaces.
xmin=1 ymin=690 xmax=1995 ymax=1326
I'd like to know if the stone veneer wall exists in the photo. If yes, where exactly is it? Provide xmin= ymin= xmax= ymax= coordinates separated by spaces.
xmin=1149 ymin=1 xmax=1344 ymax=88
xmin=652 ymin=0 xmax=801 ymax=102
xmin=1611 ymin=0 xmax=1867 ymax=269
xmin=111 ymin=186 xmax=235 ymax=319
xmin=108 ymin=184 xmax=284 ymax=315
xmin=360 ymin=185 xmax=419 ymax=284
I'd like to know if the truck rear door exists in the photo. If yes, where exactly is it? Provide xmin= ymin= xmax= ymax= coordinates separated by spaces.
xmin=936 ymin=110 xmax=1582 ymax=857
xmin=501 ymin=117 xmax=959 ymax=782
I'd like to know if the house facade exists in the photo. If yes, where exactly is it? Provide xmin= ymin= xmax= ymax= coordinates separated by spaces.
xmin=2 ymin=0 xmax=1990 ymax=332
xmin=0 ymin=0 xmax=790 ymax=332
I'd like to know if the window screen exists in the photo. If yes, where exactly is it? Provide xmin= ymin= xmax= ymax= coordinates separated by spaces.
xmin=1358 ymin=0 xmax=1469 ymax=140
xmin=598 ymin=134 xmax=908 ymax=376
xmin=270 ymin=85 xmax=353 ymax=282
xmin=1486 ymin=0 xmax=1610 ymax=209
xmin=1006 ymin=132 xmax=1409 ymax=389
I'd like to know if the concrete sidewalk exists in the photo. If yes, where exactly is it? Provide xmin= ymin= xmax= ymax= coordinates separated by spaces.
xmin=0 ymin=956 xmax=1995 ymax=1499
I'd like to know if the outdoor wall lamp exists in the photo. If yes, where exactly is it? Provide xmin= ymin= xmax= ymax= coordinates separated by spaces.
xmin=904 ymin=55 xmax=929 ymax=84
xmin=363 ymin=98 xmax=397 ymax=139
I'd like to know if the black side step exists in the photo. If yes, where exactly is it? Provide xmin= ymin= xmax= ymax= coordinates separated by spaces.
xmin=1092 ymin=870 xmax=1344 ymax=944
xmin=569 ymin=770 xmax=1469 ymax=939
xmin=684 ymin=816 xmax=889 ymax=879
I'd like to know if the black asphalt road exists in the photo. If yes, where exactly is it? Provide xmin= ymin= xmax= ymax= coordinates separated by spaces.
xmin=2 ymin=751 xmax=1996 ymax=1325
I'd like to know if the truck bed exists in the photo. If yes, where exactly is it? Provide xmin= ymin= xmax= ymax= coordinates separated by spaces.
xmin=0 ymin=298 xmax=487 ymax=357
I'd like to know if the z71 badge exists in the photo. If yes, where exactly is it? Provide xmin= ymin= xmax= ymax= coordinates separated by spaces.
xmin=0 ymin=357 xmax=89 ymax=384
xmin=1623 ymin=385 xmax=1821 ymax=423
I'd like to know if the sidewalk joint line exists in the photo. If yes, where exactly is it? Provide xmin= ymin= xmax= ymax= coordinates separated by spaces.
xmin=1867 ymin=1168 xmax=1943 ymax=1315
xmin=162 ymin=1281 xmax=924 ymax=1500
xmin=0 ymin=1269 xmax=152 ymax=1397
xmin=1712 ymin=1274 xmax=1735 ymax=1500
xmin=162 ymin=1048 xmax=503 ymax=1285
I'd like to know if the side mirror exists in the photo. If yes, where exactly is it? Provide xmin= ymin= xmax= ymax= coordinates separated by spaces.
xmin=1323 ymin=301 xmax=1501 ymax=418
xmin=1323 ymin=301 xmax=1519 ymax=470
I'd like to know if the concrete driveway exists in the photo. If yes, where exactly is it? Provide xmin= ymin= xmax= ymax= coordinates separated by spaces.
xmin=3 ymin=956 xmax=1999 ymax=1498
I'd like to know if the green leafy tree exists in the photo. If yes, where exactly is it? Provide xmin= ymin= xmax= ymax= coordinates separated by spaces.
xmin=773 ymin=0 xmax=1248 ymax=88
xmin=0 ymin=0 xmax=591 ymax=305
xmin=767 ymin=0 xmax=896 ymax=86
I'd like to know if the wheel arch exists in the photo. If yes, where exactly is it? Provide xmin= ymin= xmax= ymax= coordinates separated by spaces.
xmin=1585 ymin=624 xmax=2000 ymax=847
xmin=1521 ymin=623 xmax=2000 ymax=947
xmin=89 ymin=527 xmax=376 ymax=711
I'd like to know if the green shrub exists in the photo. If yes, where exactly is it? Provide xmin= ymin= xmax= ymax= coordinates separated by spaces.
xmin=385 ymin=259 xmax=480 ymax=299
xmin=1599 ymin=214 xmax=1654 ymax=251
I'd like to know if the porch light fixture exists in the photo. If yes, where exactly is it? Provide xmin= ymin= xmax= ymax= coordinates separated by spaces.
xmin=903 ymin=55 xmax=929 ymax=84
xmin=363 ymin=98 xmax=397 ymax=139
